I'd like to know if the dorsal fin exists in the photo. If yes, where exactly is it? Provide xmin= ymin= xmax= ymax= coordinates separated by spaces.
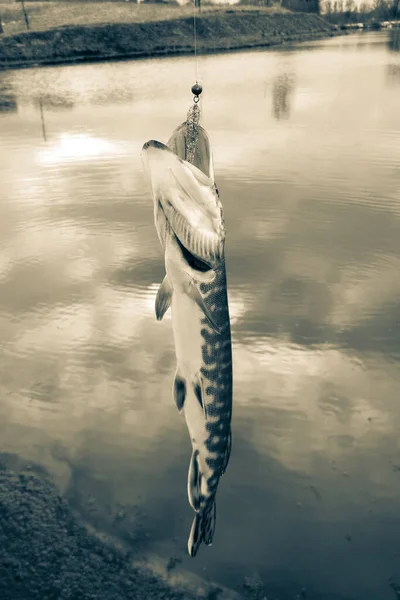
xmin=221 ymin=430 xmax=232 ymax=476
xmin=193 ymin=372 xmax=207 ymax=420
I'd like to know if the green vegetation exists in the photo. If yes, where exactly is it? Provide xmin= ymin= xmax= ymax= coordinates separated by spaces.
xmin=0 ymin=2 xmax=286 ymax=37
xmin=0 ymin=4 xmax=337 ymax=70
xmin=0 ymin=455 xmax=197 ymax=600
xmin=321 ymin=0 xmax=399 ymax=24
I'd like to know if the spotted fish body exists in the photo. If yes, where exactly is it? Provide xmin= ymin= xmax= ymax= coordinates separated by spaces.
xmin=184 ymin=261 xmax=233 ymax=554
xmin=141 ymin=104 xmax=233 ymax=557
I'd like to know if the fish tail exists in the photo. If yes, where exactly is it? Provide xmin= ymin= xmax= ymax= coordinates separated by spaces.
xmin=187 ymin=500 xmax=216 ymax=558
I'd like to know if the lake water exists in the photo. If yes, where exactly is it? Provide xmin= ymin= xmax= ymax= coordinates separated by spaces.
xmin=1 ymin=30 xmax=400 ymax=600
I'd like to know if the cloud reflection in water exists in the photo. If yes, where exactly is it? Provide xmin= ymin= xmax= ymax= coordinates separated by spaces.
xmin=1 ymin=32 xmax=400 ymax=599
xmin=37 ymin=133 xmax=122 ymax=165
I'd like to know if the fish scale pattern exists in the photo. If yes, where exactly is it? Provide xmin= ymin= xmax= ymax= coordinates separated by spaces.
xmin=199 ymin=264 xmax=233 ymax=485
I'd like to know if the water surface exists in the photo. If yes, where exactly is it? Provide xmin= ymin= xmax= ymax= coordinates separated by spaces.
xmin=1 ymin=30 xmax=400 ymax=600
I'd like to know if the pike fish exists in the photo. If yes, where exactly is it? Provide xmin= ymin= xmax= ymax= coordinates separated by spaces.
xmin=141 ymin=104 xmax=233 ymax=557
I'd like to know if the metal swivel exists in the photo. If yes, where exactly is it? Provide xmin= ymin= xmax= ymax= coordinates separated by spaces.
xmin=191 ymin=82 xmax=203 ymax=102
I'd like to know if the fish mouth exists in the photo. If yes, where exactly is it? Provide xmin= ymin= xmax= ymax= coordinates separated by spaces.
xmin=167 ymin=118 xmax=214 ymax=181
xmin=141 ymin=139 xmax=225 ymax=270
xmin=142 ymin=140 xmax=165 ymax=152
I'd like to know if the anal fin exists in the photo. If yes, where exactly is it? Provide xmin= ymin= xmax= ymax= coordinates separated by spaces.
xmin=155 ymin=275 xmax=172 ymax=321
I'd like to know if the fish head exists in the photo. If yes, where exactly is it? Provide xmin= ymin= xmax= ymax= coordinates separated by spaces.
xmin=141 ymin=137 xmax=226 ymax=284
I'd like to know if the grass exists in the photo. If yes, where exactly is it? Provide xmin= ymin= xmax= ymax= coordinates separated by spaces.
xmin=0 ymin=1 xmax=289 ymax=37
xmin=0 ymin=2 xmax=336 ymax=70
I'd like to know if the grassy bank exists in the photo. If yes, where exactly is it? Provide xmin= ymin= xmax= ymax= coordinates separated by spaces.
xmin=0 ymin=5 xmax=337 ymax=70
xmin=0 ymin=453 xmax=242 ymax=600
xmin=0 ymin=2 xmax=264 ymax=37
xmin=0 ymin=455 xmax=192 ymax=600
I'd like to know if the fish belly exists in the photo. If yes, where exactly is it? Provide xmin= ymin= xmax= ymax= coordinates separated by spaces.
xmin=171 ymin=290 xmax=203 ymax=382
xmin=171 ymin=290 xmax=209 ymax=449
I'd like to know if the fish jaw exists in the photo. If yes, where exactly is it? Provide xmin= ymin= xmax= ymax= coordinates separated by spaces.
xmin=141 ymin=140 xmax=225 ymax=270
xmin=167 ymin=118 xmax=215 ymax=182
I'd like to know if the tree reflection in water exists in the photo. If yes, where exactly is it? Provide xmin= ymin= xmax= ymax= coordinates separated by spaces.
xmin=272 ymin=72 xmax=295 ymax=121
xmin=0 ymin=93 xmax=17 ymax=113
xmin=387 ymin=28 xmax=400 ymax=84
xmin=388 ymin=27 xmax=400 ymax=52
xmin=0 ymin=75 xmax=17 ymax=113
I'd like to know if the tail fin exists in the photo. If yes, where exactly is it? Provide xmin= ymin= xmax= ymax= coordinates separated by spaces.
xmin=187 ymin=501 xmax=216 ymax=558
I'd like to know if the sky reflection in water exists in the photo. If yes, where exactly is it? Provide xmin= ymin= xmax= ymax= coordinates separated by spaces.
xmin=1 ymin=31 xmax=400 ymax=600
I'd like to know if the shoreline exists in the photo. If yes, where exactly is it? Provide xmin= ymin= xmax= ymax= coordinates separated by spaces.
xmin=0 ymin=11 xmax=339 ymax=72
xmin=0 ymin=452 xmax=242 ymax=600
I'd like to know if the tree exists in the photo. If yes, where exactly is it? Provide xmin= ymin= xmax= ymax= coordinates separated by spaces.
xmin=18 ymin=0 xmax=30 ymax=30
xmin=359 ymin=2 xmax=370 ymax=13
xmin=345 ymin=0 xmax=356 ymax=11
xmin=372 ymin=0 xmax=392 ymax=19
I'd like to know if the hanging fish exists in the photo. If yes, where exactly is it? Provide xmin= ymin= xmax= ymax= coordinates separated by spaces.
xmin=141 ymin=96 xmax=233 ymax=558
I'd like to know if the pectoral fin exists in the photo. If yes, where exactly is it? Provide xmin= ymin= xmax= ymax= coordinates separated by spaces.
xmin=188 ymin=450 xmax=202 ymax=512
xmin=173 ymin=369 xmax=186 ymax=413
xmin=155 ymin=275 xmax=172 ymax=321
xmin=187 ymin=281 xmax=222 ymax=335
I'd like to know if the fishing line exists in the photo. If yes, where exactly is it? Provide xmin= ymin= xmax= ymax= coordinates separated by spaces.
xmin=193 ymin=0 xmax=199 ymax=86
xmin=191 ymin=0 xmax=202 ymax=107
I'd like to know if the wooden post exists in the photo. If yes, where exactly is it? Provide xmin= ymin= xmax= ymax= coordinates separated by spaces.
xmin=39 ymin=99 xmax=47 ymax=142
xmin=20 ymin=0 xmax=30 ymax=30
